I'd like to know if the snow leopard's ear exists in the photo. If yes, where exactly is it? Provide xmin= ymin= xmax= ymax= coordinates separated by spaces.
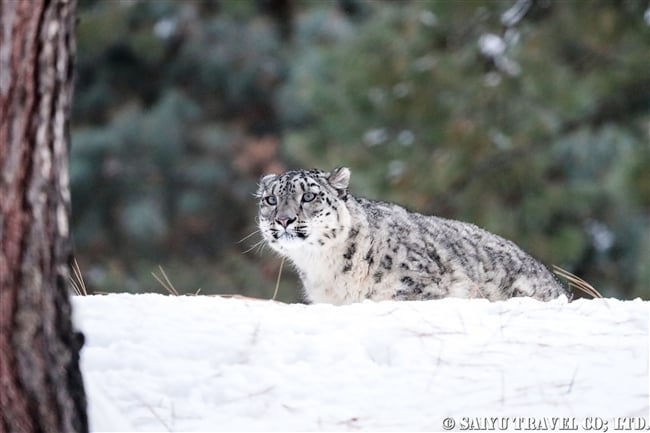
xmin=256 ymin=174 xmax=277 ymax=197
xmin=328 ymin=167 xmax=351 ymax=198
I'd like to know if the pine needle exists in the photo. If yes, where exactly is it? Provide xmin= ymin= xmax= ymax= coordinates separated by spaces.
xmin=272 ymin=257 xmax=285 ymax=301
xmin=552 ymin=265 xmax=603 ymax=299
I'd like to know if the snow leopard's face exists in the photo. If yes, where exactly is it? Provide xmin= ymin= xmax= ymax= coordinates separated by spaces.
xmin=257 ymin=168 xmax=351 ymax=252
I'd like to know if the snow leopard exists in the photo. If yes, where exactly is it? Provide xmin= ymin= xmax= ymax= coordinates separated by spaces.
xmin=256 ymin=167 xmax=567 ymax=304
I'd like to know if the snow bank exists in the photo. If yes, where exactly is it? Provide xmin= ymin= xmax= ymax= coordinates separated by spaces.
xmin=73 ymin=294 xmax=649 ymax=432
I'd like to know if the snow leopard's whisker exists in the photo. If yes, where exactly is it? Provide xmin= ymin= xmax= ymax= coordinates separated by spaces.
xmin=237 ymin=229 xmax=260 ymax=244
xmin=242 ymin=240 xmax=266 ymax=255
xmin=255 ymin=241 xmax=267 ymax=255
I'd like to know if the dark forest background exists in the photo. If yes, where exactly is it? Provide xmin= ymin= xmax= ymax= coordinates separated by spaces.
xmin=71 ymin=0 xmax=650 ymax=301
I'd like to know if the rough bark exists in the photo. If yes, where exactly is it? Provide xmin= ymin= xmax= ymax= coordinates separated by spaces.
xmin=0 ymin=0 xmax=88 ymax=432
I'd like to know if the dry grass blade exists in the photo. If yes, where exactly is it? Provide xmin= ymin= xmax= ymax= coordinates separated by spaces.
xmin=552 ymin=265 xmax=603 ymax=299
xmin=69 ymin=257 xmax=88 ymax=296
xmin=272 ymin=257 xmax=285 ymax=301
xmin=130 ymin=391 xmax=173 ymax=433
xmin=213 ymin=294 xmax=268 ymax=300
xmin=69 ymin=278 xmax=82 ymax=296
xmin=69 ymin=270 xmax=80 ymax=295
xmin=152 ymin=265 xmax=180 ymax=296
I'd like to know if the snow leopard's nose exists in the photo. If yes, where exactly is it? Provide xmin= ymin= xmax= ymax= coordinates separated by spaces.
xmin=275 ymin=216 xmax=296 ymax=228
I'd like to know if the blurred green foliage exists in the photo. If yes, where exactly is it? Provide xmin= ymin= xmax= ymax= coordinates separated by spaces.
xmin=71 ymin=0 xmax=649 ymax=300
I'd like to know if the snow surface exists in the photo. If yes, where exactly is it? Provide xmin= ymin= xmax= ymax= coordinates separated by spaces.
xmin=73 ymin=294 xmax=649 ymax=432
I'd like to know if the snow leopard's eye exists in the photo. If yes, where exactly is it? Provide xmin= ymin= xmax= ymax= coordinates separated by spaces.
xmin=264 ymin=195 xmax=277 ymax=206
xmin=302 ymin=192 xmax=316 ymax=203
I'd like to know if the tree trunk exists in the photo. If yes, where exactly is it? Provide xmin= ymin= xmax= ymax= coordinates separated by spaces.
xmin=0 ymin=1 xmax=88 ymax=432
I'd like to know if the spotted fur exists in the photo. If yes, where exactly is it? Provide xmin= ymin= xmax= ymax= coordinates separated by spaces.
xmin=257 ymin=167 xmax=567 ymax=305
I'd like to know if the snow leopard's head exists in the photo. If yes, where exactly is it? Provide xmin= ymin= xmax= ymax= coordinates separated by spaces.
xmin=257 ymin=167 xmax=351 ymax=252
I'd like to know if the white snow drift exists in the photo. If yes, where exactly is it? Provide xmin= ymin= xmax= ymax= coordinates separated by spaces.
xmin=73 ymin=294 xmax=649 ymax=432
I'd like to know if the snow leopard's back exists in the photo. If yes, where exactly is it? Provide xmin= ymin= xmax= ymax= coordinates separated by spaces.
xmin=351 ymin=197 xmax=567 ymax=302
